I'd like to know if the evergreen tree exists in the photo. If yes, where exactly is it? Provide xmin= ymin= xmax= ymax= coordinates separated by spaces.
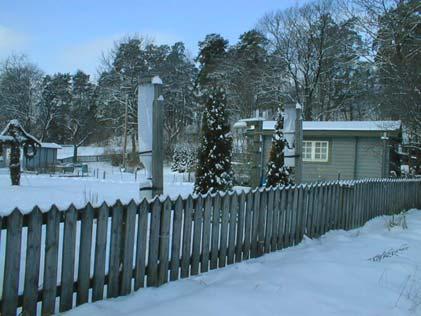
xmin=68 ymin=70 xmax=97 ymax=162
xmin=171 ymin=143 xmax=197 ymax=173
xmin=194 ymin=85 xmax=233 ymax=194
xmin=266 ymin=108 xmax=291 ymax=187
xmin=39 ymin=73 xmax=72 ymax=142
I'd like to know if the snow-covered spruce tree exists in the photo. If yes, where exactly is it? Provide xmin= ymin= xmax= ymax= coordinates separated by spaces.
xmin=194 ymin=85 xmax=233 ymax=194
xmin=266 ymin=109 xmax=291 ymax=187
xmin=171 ymin=143 xmax=197 ymax=173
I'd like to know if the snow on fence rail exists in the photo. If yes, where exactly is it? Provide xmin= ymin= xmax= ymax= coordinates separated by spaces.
xmin=0 ymin=178 xmax=420 ymax=316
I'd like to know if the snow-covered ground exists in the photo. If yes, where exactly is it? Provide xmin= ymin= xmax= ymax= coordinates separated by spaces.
xmin=0 ymin=163 xmax=194 ymax=215
xmin=66 ymin=210 xmax=421 ymax=316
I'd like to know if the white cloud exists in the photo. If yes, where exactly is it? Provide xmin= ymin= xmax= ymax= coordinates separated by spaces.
xmin=0 ymin=25 xmax=28 ymax=59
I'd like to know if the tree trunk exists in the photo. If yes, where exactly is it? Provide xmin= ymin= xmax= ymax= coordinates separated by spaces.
xmin=10 ymin=143 xmax=21 ymax=185
xmin=73 ymin=145 xmax=78 ymax=163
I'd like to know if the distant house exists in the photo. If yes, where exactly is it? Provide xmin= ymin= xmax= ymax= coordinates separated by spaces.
xmin=233 ymin=119 xmax=402 ymax=186
xmin=22 ymin=142 xmax=61 ymax=172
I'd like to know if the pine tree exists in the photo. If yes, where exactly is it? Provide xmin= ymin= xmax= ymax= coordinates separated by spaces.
xmin=194 ymin=85 xmax=233 ymax=194
xmin=266 ymin=108 xmax=291 ymax=187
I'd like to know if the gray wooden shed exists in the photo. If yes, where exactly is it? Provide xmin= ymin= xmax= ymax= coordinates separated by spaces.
xmin=22 ymin=142 xmax=61 ymax=171
xmin=235 ymin=119 xmax=402 ymax=186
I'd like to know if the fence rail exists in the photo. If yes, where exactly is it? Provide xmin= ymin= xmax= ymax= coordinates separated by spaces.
xmin=0 ymin=178 xmax=420 ymax=316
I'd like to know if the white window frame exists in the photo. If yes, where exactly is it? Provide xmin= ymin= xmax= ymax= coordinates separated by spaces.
xmin=302 ymin=141 xmax=329 ymax=162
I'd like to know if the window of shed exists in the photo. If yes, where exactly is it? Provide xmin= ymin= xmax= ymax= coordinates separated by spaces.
xmin=303 ymin=141 xmax=329 ymax=162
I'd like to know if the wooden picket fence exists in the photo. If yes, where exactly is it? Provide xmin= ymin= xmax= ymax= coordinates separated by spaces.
xmin=0 ymin=178 xmax=420 ymax=316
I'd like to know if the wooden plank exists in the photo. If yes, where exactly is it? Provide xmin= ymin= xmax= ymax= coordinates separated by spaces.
xmin=108 ymin=201 xmax=124 ymax=297
xmin=158 ymin=198 xmax=172 ymax=285
xmin=191 ymin=196 xmax=203 ymax=275
xmin=2 ymin=209 xmax=23 ymax=316
xmin=134 ymin=199 xmax=149 ymax=290
xmin=22 ymin=207 xmax=42 ymax=316
xmin=320 ymin=185 xmax=329 ymax=235
xmin=42 ymin=205 xmax=60 ymax=315
xmin=181 ymin=196 xmax=193 ymax=278
xmin=227 ymin=193 xmax=238 ymax=264
xmin=277 ymin=187 xmax=288 ymax=248
xmin=210 ymin=194 xmax=221 ymax=270
xmin=312 ymin=185 xmax=322 ymax=237
xmin=235 ymin=192 xmax=246 ymax=263
xmin=60 ymin=205 xmax=77 ymax=312
xmin=92 ymin=203 xmax=109 ymax=301
xmin=298 ymin=185 xmax=308 ymax=240
xmin=242 ymin=192 xmax=253 ymax=259
xmin=147 ymin=198 xmax=161 ymax=287
xmin=286 ymin=186 xmax=296 ymax=246
xmin=264 ymin=189 xmax=274 ymax=254
xmin=250 ymin=189 xmax=260 ymax=258
xmin=201 ymin=194 xmax=212 ymax=272
xmin=331 ymin=183 xmax=339 ymax=230
xmin=257 ymin=189 xmax=267 ymax=256
xmin=295 ymin=186 xmax=305 ymax=244
xmin=120 ymin=200 xmax=137 ymax=294
xmin=288 ymin=185 xmax=298 ymax=246
xmin=219 ymin=193 xmax=230 ymax=267
xmin=170 ymin=197 xmax=183 ymax=281
xmin=76 ymin=203 xmax=94 ymax=306
xmin=271 ymin=188 xmax=281 ymax=251
xmin=304 ymin=185 xmax=315 ymax=237
xmin=324 ymin=184 xmax=333 ymax=232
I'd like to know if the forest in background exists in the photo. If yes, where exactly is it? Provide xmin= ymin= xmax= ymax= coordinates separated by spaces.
xmin=0 ymin=0 xmax=419 ymax=159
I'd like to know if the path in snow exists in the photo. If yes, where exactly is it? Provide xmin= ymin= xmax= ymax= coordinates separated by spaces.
xmin=65 ymin=209 xmax=421 ymax=316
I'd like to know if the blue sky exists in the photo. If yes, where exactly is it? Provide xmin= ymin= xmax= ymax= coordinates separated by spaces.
xmin=0 ymin=0 xmax=302 ymax=76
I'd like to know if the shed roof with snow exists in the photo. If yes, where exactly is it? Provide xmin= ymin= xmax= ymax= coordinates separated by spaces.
xmin=262 ymin=120 xmax=402 ymax=132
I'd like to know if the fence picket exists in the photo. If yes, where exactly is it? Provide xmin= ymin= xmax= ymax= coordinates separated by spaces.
xmin=219 ymin=193 xmax=230 ymax=267
xmin=181 ymin=196 xmax=193 ymax=278
xmin=264 ymin=189 xmax=274 ymax=254
xmin=134 ymin=199 xmax=149 ymax=289
xmin=2 ymin=209 xmax=23 ymax=316
xmin=42 ymin=205 xmax=60 ymax=315
xmin=227 ymin=193 xmax=238 ymax=264
xmin=170 ymin=197 xmax=183 ymax=281
xmin=278 ymin=188 xmax=288 ymax=247
xmin=60 ymin=205 xmax=77 ymax=312
xmin=120 ymin=201 xmax=137 ymax=294
xmin=295 ymin=186 xmax=305 ymax=243
xmin=108 ymin=201 xmax=124 ymax=297
xmin=235 ymin=192 xmax=246 ymax=263
xmin=243 ymin=192 xmax=253 ymax=259
xmin=272 ymin=188 xmax=281 ymax=250
xmin=76 ymin=203 xmax=94 ymax=305
xmin=92 ymin=203 xmax=109 ymax=301
xmin=191 ymin=196 xmax=203 ymax=275
xmin=22 ymin=207 xmax=42 ymax=316
xmin=210 ymin=194 xmax=220 ymax=269
xmin=250 ymin=189 xmax=260 ymax=258
xmin=201 ymin=195 xmax=212 ymax=272
xmin=158 ymin=198 xmax=172 ymax=285
xmin=257 ymin=189 xmax=267 ymax=256
xmin=147 ymin=199 xmax=162 ymax=286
